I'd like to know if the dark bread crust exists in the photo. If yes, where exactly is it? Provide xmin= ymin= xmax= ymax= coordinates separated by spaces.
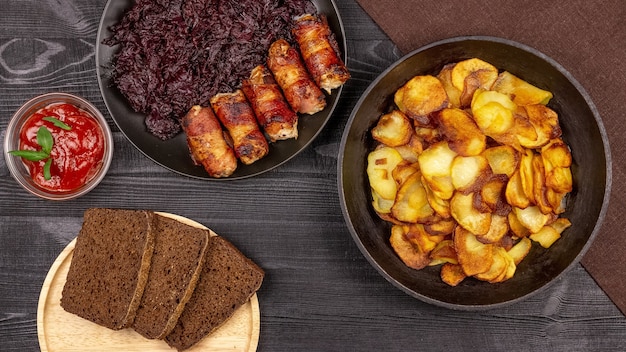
xmin=60 ymin=208 xmax=156 ymax=330
xmin=165 ymin=236 xmax=265 ymax=351
xmin=132 ymin=214 xmax=210 ymax=340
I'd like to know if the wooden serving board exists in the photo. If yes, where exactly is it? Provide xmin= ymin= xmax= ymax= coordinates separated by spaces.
xmin=37 ymin=212 xmax=260 ymax=352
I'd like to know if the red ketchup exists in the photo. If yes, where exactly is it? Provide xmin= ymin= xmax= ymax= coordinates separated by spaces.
xmin=18 ymin=103 xmax=105 ymax=193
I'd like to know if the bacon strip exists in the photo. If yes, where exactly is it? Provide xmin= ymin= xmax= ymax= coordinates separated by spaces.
xmin=242 ymin=65 xmax=299 ymax=142
xmin=267 ymin=39 xmax=326 ymax=115
xmin=292 ymin=14 xmax=350 ymax=94
xmin=181 ymin=106 xmax=237 ymax=178
xmin=210 ymin=90 xmax=269 ymax=165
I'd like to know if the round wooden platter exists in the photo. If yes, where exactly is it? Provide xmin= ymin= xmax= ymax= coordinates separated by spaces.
xmin=37 ymin=212 xmax=260 ymax=352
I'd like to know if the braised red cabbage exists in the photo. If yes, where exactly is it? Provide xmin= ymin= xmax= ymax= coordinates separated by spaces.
xmin=104 ymin=0 xmax=316 ymax=140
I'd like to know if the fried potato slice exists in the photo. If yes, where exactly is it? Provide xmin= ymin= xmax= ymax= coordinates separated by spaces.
xmin=389 ymin=225 xmax=431 ymax=270
xmin=472 ymin=102 xmax=515 ymax=139
xmin=418 ymin=142 xmax=457 ymax=174
xmin=501 ymin=248 xmax=517 ymax=282
xmin=507 ymin=237 xmax=532 ymax=265
xmin=451 ymin=58 xmax=498 ymax=107
xmin=450 ymin=192 xmax=492 ymax=235
xmin=426 ymin=176 xmax=456 ymax=202
xmin=541 ymin=138 xmax=573 ymax=194
xmin=546 ymin=188 xmax=568 ymax=214
xmin=550 ymin=217 xmax=572 ymax=233
xmin=367 ymin=146 xmax=404 ymax=200
xmin=441 ymin=263 xmax=467 ymax=286
xmin=529 ymin=217 xmax=572 ymax=248
xmin=542 ymin=138 xmax=572 ymax=168
xmin=509 ymin=110 xmax=539 ymax=150
xmin=513 ymin=104 xmax=559 ymax=149
xmin=429 ymin=239 xmax=458 ymax=266
xmin=508 ymin=210 xmax=531 ymax=238
xmin=479 ymin=175 xmax=509 ymax=215
xmin=505 ymin=170 xmax=531 ymax=209
xmin=423 ymin=178 xmax=452 ymax=219
xmin=474 ymin=246 xmax=509 ymax=283
xmin=471 ymin=90 xmax=517 ymax=137
xmin=472 ymin=88 xmax=518 ymax=112
xmin=417 ymin=141 xmax=457 ymax=200
xmin=436 ymin=64 xmax=462 ymax=108
xmin=371 ymin=110 xmax=414 ymax=147
xmin=518 ymin=149 xmax=536 ymax=204
xmin=394 ymin=138 xmax=423 ymax=162
xmin=531 ymin=153 xmax=553 ymax=214
xmin=454 ymin=226 xmax=494 ymax=276
xmin=394 ymin=75 xmax=448 ymax=125
xmin=392 ymin=162 xmax=419 ymax=186
xmin=513 ymin=206 xmax=550 ymax=234
xmin=371 ymin=189 xmax=395 ymax=214
xmin=477 ymin=214 xmax=509 ymax=244
xmin=414 ymin=125 xmax=442 ymax=144
xmin=482 ymin=145 xmax=519 ymax=178
xmin=391 ymin=172 xmax=435 ymax=223
xmin=545 ymin=167 xmax=573 ymax=195
xmin=450 ymin=155 xmax=491 ymax=193
xmin=406 ymin=223 xmax=445 ymax=253
xmin=529 ymin=225 xmax=561 ymax=248
xmin=424 ymin=218 xmax=456 ymax=236
xmin=436 ymin=108 xmax=486 ymax=156
xmin=524 ymin=104 xmax=561 ymax=146
xmin=491 ymin=71 xmax=553 ymax=106
xmin=471 ymin=191 xmax=493 ymax=214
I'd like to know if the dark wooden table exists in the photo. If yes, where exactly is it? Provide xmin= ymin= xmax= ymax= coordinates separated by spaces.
xmin=1 ymin=1 xmax=625 ymax=351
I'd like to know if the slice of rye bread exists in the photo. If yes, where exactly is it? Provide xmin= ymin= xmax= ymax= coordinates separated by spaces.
xmin=132 ymin=214 xmax=210 ymax=340
xmin=165 ymin=235 xmax=265 ymax=351
xmin=60 ymin=208 xmax=157 ymax=330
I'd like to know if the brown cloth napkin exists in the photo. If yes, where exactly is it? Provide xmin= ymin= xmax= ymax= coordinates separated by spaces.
xmin=355 ymin=0 xmax=626 ymax=313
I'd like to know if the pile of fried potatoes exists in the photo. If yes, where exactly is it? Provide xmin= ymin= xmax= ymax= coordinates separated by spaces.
xmin=367 ymin=58 xmax=573 ymax=286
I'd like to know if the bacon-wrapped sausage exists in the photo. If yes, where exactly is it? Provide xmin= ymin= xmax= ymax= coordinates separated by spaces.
xmin=292 ymin=13 xmax=350 ymax=94
xmin=267 ymin=39 xmax=326 ymax=115
xmin=181 ymin=105 xmax=237 ymax=178
xmin=242 ymin=65 xmax=299 ymax=142
xmin=210 ymin=90 xmax=269 ymax=165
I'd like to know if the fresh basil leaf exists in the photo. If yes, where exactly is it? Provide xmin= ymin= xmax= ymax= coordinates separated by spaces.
xmin=43 ymin=116 xmax=72 ymax=130
xmin=43 ymin=158 xmax=52 ymax=180
xmin=37 ymin=126 xmax=53 ymax=154
xmin=8 ymin=149 xmax=50 ymax=161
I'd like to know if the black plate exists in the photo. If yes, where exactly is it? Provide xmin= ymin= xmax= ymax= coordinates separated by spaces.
xmin=338 ymin=36 xmax=612 ymax=310
xmin=96 ymin=0 xmax=346 ymax=180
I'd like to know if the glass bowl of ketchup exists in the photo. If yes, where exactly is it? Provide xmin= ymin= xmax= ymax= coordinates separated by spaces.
xmin=3 ymin=92 xmax=114 ymax=200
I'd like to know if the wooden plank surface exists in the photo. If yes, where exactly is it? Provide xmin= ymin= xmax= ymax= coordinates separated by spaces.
xmin=1 ymin=0 xmax=625 ymax=351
